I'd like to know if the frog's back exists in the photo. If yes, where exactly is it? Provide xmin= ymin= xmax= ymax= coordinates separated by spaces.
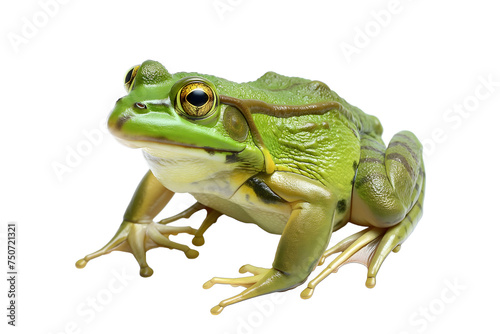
xmin=239 ymin=72 xmax=381 ymax=186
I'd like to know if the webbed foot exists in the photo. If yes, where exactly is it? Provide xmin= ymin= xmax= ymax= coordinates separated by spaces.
xmin=75 ymin=221 xmax=199 ymax=277
xmin=301 ymin=220 xmax=419 ymax=299
xmin=76 ymin=202 xmax=223 ymax=276
xmin=203 ymin=265 xmax=296 ymax=315
xmin=301 ymin=227 xmax=385 ymax=299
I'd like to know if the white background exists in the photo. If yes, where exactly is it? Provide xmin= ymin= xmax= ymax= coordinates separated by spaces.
xmin=1 ymin=0 xmax=499 ymax=333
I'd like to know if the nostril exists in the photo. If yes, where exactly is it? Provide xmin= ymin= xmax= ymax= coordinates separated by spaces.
xmin=133 ymin=102 xmax=148 ymax=113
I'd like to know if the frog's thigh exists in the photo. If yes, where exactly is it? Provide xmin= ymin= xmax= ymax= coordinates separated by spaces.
xmin=325 ymin=131 xmax=425 ymax=289
xmin=351 ymin=131 xmax=424 ymax=228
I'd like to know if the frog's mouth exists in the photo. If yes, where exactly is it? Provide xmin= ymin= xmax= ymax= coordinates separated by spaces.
xmin=114 ymin=135 xmax=243 ymax=154
xmin=108 ymin=111 xmax=246 ymax=154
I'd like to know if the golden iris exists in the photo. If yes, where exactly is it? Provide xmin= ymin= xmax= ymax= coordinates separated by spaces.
xmin=171 ymin=77 xmax=218 ymax=118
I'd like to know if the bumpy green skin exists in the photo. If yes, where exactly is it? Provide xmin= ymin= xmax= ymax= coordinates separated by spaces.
xmin=78 ymin=60 xmax=425 ymax=314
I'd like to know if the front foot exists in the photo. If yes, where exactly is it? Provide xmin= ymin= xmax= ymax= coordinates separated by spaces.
xmin=75 ymin=221 xmax=198 ymax=277
xmin=203 ymin=265 xmax=298 ymax=315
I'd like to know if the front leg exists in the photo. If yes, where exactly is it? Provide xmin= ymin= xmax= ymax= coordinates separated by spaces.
xmin=75 ymin=170 xmax=217 ymax=276
xmin=204 ymin=172 xmax=336 ymax=314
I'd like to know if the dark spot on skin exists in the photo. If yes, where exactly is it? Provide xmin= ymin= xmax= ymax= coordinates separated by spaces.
xmin=115 ymin=115 xmax=132 ymax=130
xmin=245 ymin=194 xmax=250 ymax=202
xmin=204 ymin=148 xmax=216 ymax=155
xmin=355 ymin=173 xmax=387 ymax=189
xmin=352 ymin=161 xmax=358 ymax=171
xmin=225 ymin=152 xmax=240 ymax=163
xmin=336 ymin=199 xmax=347 ymax=213
xmin=244 ymin=176 xmax=285 ymax=204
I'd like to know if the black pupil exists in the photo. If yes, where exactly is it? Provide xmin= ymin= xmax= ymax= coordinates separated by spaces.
xmin=186 ymin=89 xmax=209 ymax=107
xmin=125 ymin=69 xmax=133 ymax=84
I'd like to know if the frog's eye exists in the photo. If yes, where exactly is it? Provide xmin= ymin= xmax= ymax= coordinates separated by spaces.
xmin=124 ymin=65 xmax=140 ymax=92
xmin=170 ymin=77 xmax=219 ymax=119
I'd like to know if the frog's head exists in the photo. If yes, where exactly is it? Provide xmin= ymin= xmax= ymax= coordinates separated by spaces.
xmin=108 ymin=60 xmax=264 ymax=191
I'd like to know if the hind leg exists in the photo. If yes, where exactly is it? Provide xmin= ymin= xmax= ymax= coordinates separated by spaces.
xmin=365 ymin=183 xmax=424 ymax=288
xmin=301 ymin=131 xmax=425 ymax=298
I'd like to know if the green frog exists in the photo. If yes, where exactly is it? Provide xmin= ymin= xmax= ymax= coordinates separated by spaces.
xmin=76 ymin=60 xmax=425 ymax=315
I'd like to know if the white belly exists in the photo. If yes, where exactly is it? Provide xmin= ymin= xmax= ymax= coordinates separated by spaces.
xmin=142 ymin=145 xmax=241 ymax=197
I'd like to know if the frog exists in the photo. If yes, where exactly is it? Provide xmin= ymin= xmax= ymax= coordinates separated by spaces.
xmin=76 ymin=60 xmax=425 ymax=315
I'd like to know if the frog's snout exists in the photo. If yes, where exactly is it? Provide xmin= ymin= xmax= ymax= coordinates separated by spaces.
xmin=108 ymin=99 xmax=151 ymax=133
xmin=108 ymin=113 xmax=131 ymax=134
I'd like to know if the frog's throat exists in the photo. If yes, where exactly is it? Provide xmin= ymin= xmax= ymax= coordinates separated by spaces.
xmin=220 ymin=95 xmax=349 ymax=174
